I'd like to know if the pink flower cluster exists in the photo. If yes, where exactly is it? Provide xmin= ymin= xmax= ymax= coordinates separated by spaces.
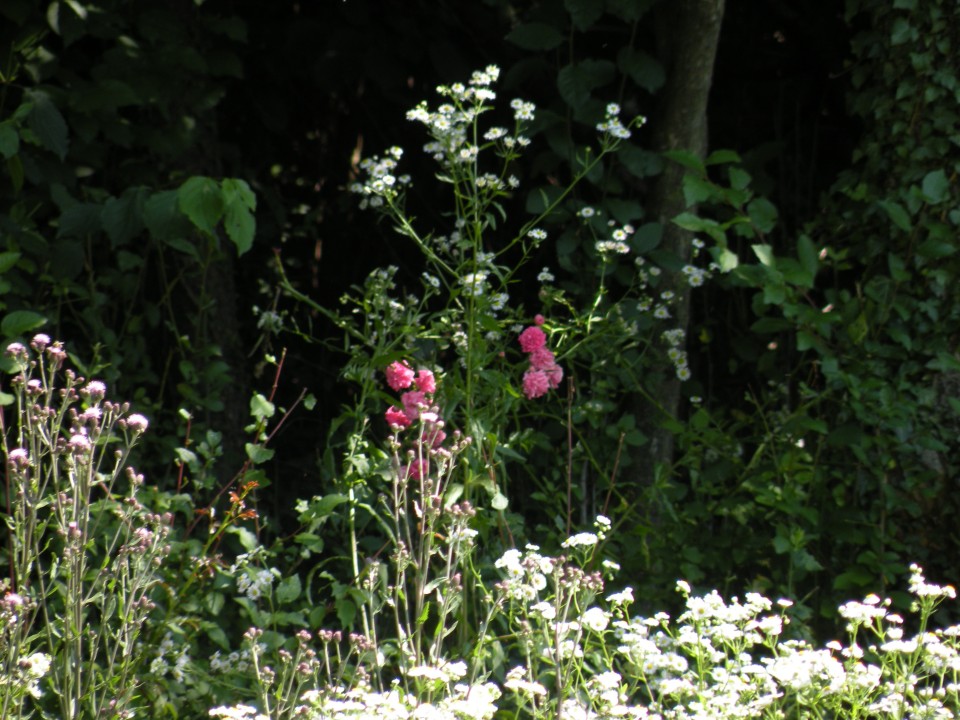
xmin=518 ymin=315 xmax=563 ymax=399
xmin=384 ymin=361 xmax=446 ymax=479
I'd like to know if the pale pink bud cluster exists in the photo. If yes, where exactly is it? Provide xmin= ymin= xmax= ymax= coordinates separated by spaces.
xmin=518 ymin=319 xmax=563 ymax=399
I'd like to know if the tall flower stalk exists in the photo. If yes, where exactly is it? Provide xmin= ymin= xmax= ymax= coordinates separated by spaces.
xmin=1 ymin=336 xmax=168 ymax=719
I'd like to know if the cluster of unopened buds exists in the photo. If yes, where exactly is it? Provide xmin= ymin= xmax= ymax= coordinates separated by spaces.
xmin=517 ymin=315 xmax=563 ymax=400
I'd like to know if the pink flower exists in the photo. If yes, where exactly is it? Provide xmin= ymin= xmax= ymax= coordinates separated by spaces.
xmin=385 ymin=405 xmax=411 ymax=428
xmin=529 ymin=346 xmax=555 ymax=371
xmin=401 ymin=390 xmax=427 ymax=420
xmin=415 ymin=369 xmax=436 ymax=394
xmin=534 ymin=314 xmax=545 ymax=326
xmin=518 ymin=326 xmax=547 ymax=353
xmin=386 ymin=361 xmax=415 ymax=391
xmin=545 ymin=363 xmax=563 ymax=389
xmin=522 ymin=369 xmax=550 ymax=399
xmin=125 ymin=414 xmax=149 ymax=433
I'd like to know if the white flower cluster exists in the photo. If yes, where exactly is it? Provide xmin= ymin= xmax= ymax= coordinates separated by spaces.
xmin=210 ymin=551 xmax=960 ymax=720
xmin=404 ymin=66 xmax=533 ymax=167
xmin=291 ymin=677 xmax=502 ymax=720
xmin=0 ymin=650 xmax=52 ymax=700
xmin=350 ymin=146 xmax=412 ymax=209
xmin=596 ymin=103 xmax=639 ymax=141
xmin=150 ymin=631 xmax=192 ymax=683
xmin=596 ymin=224 xmax=635 ymax=256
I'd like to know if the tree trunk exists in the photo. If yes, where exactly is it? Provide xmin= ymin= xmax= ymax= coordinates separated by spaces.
xmin=638 ymin=0 xmax=725 ymax=484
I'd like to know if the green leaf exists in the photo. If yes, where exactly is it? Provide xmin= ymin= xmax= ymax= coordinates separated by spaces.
xmin=796 ymin=234 xmax=819 ymax=278
xmin=715 ymin=246 xmax=739 ymax=272
xmin=617 ymin=143 xmax=662 ymax=178
xmin=747 ymin=198 xmax=778 ymax=233
xmin=58 ymin=202 xmax=101 ymax=238
xmin=2 ymin=310 xmax=46 ymax=337
xmin=245 ymin=443 xmax=275 ymax=464
xmin=178 ymin=176 xmax=223 ymax=235
xmin=0 ymin=122 xmax=19 ymax=159
xmin=917 ymin=236 xmax=955 ymax=258
xmin=250 ymin=392 xmax=275 ymax=421
xmin=728 ymin=167 xmax=752 ymax=192
xmin=706 ymin=149 xmax=742 ymax=165
xmin=631 ymin=222 xmax=662 ymax=253
xmin=101 ymin=187 xmax=148 ymax=246
xmin=505 ymin=22 xmax=564 ymax=51
xmin=662 ymin=149 xmax=705 ymax=175
xmin=557 ymin=59 xmax=616 ymax=109
xmin=491 ymin=492 xmax=509 ymax=511
xmin=682 ymin=174 xmax=717 ymax=206
xmin=921 ymin=169 xmax=950 ymax=204
xmin=144 ymin=189 xmax=193 ymax=241
xmin=617 ymin=47 xmax=664 ymax=94
xmin=276 ymin=574 xmax=301 ymax=605
xmin=890 ymin=17 xmax=915 ymax=45
xmin=0 ymin=252 xmax=21 ymax=273
xmin=222 ymin=178 xmax=257 ymax=255
xmin=877 ymin=199 xmax=912 ymax=231
xmin=751 ymin=244 xmax=775 ymax=267
xmin=604 ymin=198 xmax=645 ymax=224
xmin=565 ymin=0 xmax=603 ymax=30
xmin=25 ymin=89 xmax=68 ymax=160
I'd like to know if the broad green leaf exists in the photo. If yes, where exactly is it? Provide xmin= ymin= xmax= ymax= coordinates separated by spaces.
xmin=715 ymin=246 xmax=739 ymax=272
xmin=617 ymin=47 xmax=664 ymax=93
xmin=276 ymin=575 xmax=301 ymax=604
xmin=505 ymin=22 xmax=564 ymax=51
xmin=890 ymin=17 xmax=915 ymax=45
xmin=0 ymin=122 xmax=19 ymax=159
xmin=557 ymin=59 xmax=616 ymax=109
xmin=751 ymin=243 xmax=775 ymax=267
xmin=2 ymin=310 xmax=46 ymax=337
xmin=0 ymin=252 xmax=20 ymax=274
xmin=706 ymin=149 xmax=742 ymax=165
xmin=565 ymin=0 xmax=603 ymax=31
xmin=222 ymin=178 xmax=257 ymax=255
xmin=144 ymin=189 xmax=193 ymax=241
xmin=747 ymin=197 xmax=778 ymax=233
xmin=101 ymin=187 xmax=148 ymax=247
xmin=178 ymin=176 xmax=223 ymax=235
xmin=491 ymin=492 xmax=509 ymax=511
xmin=222 ymin=177 xmax=256 ymax=211
xmin=58 ymin=202 xmax=101 ymax=238
xmin=917 ymin=236 xmax=955 ymax=258
xmin=663 ymin=149 xmax=706 ymax=175
xmin=878 ymin=199 xmax=912 ymax=231
xmin=796 ymin=234 xmax=819 ymax=277
xmin=921 ymin=169 xmax=949 ymax=204
xmin=250 ymin=392 xmax=275 ymax=421
xmin=245 ymin=442 xmax=275 ymax=464
xmin=728 ymin=166 xmax=752 ymax=192
xmin=25 ymin=89 xmax=68 ymax=160
xmin=682 ymin=174 xmax=716 ymax=206
xmin=617 ymin=143 xmax=662 ymax=178
xmin=631 ymin=222 xmax=662 ymax=253
xmin=887 ymin=252 xmax=910 ymax=281
xmin=604 ymin=198 xmax=645 ymax=224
